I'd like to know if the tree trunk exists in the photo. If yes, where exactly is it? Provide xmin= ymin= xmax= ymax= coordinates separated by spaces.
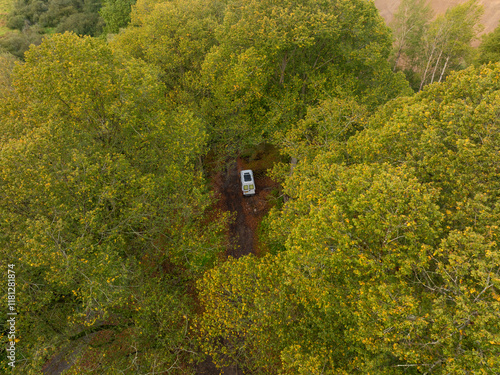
xmin=430 ymin=49 xmax=443 ymax=84
xmin=438 ymin=55 xmax=450 ymax=82
xmin=419 ymin=45 xmax=435 ymax=91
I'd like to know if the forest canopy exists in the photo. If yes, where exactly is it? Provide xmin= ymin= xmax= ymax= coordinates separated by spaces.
xmin=0 ymin=0 xmax=498 ymax=374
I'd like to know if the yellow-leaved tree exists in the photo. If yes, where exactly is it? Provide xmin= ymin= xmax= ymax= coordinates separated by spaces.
xmin=197 ymin=63 xmax=500 ymax=373
xmin=0 ymin=32 xmax=225 ymax=374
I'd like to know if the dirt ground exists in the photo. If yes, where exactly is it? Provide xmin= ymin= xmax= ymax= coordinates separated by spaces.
xmin=209 ymin=148 xmax=281 ymax=259
xmin=196 ymin=147 xmax=281 ymax=375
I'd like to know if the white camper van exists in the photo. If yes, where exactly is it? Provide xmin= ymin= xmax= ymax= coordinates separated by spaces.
xmin=240 ymin=169 xmax=256 ymax=196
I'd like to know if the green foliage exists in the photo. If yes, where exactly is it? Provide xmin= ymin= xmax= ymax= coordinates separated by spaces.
xmin=390 ymin=0 xmax=484 ymax=91
xmin=341 ymin=63 xmax=500 ymax=372
xmin=40 ymin=0 xmax=103 ymax=33
xmin=0 ymin=0 xmax=104 ymax=58
xmin=418 ymin=0 xmax=483 ymax=90
xmin=0 ymin=0 xmax=497 ymax=372
xmin=99 ymin=0 xmax=135 ymax=34
xmin=198 ymin=62 xmax=500 ymax=373
xmin=0 ymin=27 xmax=43 ymax=59
xmin=111 ymin=0 xmax=222 ymax=92
xmin=199 ymin=162 xmax=445 ymax=373
xmin=1 ymin=0 xmax=104 ymax=59
xmin=350 ymin=63 xmax=500 ymax=224
xmin=0 ymin=0 xmax=14 ymax=34
xmin=201 ymin=0 xmax=411 ymax=156
xmin=197 ymin=255 xmax=287 ymax=372
xmin=389 ymin=0 xmax=433 ymax=90
xmin=276 ymin=97 xmax=368 ymax=162
xmin=476 ymin=24 xmax=500 ymax=65
xmin=0 ymin=32 xmax=224 ymax=374
xmin=0 ymin=52 xmax=18 ymax=96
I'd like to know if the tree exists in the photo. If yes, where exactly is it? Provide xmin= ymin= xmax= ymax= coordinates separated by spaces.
xmin=389 ymin=0 xmax=484 ymax=91
xmin=201 ymin=0 xmax=411 ymax=157
xmin=276 ymin=97 xmax=367 ymax=165
xmin=99 ymin=0 xmax=135 ymax=34
xmin=199 ymin=162 xmax=445 ymax=373
xmin=389 ymin=0 xmax=433 ymax=71
xmin=0 ymin=26 xmax=44 ymax=60
xmin=344 ymin=63 xmax=500 ymax=372
xmin=7 ymin=0 xmax=104 ymax=36
xmin=0 ymin=53 xmax=18 ymax=98
xmin=198 ymin=62 xmax=500 ymax=374
xmin=476 ymin=24 xmax=500 ymax=65
xmin=111 ymin=0 xmax=223 ymax=93
xmin=417 ymin=0 xmax=483 ymax=90
xmin=197 ymin=254 xmax=290 ymax=373
xmin=0 ymin=32 xmax=224 ymax=374
xmin=349 ymin=63 xmax=500 ymax=226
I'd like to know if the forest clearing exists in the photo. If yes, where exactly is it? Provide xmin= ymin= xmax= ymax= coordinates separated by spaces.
xmin=0 ymin=0 xmax=499 ymax=374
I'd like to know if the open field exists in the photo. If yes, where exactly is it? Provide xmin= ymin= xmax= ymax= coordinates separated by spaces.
xmin=374 ymin=0 xmax=500 ymax=35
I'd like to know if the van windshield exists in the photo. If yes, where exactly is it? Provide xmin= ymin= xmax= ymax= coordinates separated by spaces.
xmin=243 ymin=173 xmax=252 ymax=182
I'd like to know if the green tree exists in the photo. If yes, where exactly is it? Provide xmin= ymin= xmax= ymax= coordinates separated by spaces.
xmin=390 ymin=0 xmax=433 ymax=72
xmin=0 ymin=26 xmax=44 ymax=60
xmin=198 ymin=62 xmax=500 ymax=374
xmin=388 ymin=0 xmax=484 ymax=91
xmin=7 ymin=0 xmax=104 ymax=35
xmin=275 ymin=97 xmax=367 ymax=175
xmin=0 ymin=32 xmax=223 ymax=374
xmin=197 ymin=254 xmax=289 ymax=373
xmin=417 ymin=0 xmax=483 ymax=90
xmin=99 ymin=0 xmax=135 ymax=34
xmin=111 ymin=0 xmax=223 ymax=94
xmin=201 ymin=0 xmax=411 ymax=157
xmin=476 ymin=24 xmax=500 ymax=65
xmin=199 ymin=162 xmax=445 ymax=373
xmin=345 ymin=62 xmax=500 ymax=372
xmin=0 ymin=53 xmax=18 ymax=97
xmin=349 ymin=63 xmax=500 ymax=227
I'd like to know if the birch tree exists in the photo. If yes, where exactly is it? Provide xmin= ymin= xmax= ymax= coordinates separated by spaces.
xmin=390 ymin=0 xmax=433 ymax=71
xmin=418 ymin=0 xmax=483 ymax=90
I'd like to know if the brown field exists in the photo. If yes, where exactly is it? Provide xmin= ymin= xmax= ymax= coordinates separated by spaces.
xmin=374 ymin=0 xmax=500 ymax=35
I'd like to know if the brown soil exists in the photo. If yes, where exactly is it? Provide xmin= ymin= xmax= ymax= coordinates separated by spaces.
xmin=195 ymin=148 xmax=281 ymax=375
xmin=210 ymin=155 xmax=280 ymax=259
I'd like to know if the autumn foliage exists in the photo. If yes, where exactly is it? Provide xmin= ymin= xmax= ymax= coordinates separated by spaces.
xmin=0 ymin=0 xmax=498 ymax=374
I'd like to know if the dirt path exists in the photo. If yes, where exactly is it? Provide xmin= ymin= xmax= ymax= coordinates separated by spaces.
xmin=211 ymin=154 xmax=279 ymax=259
xmin=196 ymin=151 xmax=280 ymax=375
xmin=223 ymin=160 xmax=255 ymax=257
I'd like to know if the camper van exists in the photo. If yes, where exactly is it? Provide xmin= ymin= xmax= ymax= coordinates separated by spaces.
xmin=240 ymin=169 xmax=256 ymax=196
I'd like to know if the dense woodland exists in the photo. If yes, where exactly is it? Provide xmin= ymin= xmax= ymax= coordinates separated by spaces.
xmin=0 ymin=0 xmax=499 ymax=373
